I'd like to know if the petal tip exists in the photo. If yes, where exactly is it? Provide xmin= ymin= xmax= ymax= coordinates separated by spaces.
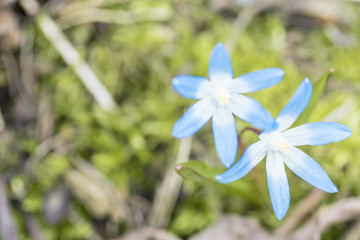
xmin=220 ymin=159 xmax=232 ymax=169
xmin=172 ymin=130 xmax=191 ymax=139
xmin=172 ymin=76 xmax=183 ymax=85
xmin=343 ymin=125 xmax=352 ymax=137
xmin=171 ymin=123 xmax=188 ymax=138
xmin=276 ymin=212 xmax=286 ymax=221
xmin=171 ymin=128 xmax=182 ymax=138
xmin=212 ymin=42 xmax=229 ymax=54
xmin=273 ymin=68 xmax=285 ymax=76
xmin=215 ymin=142 xmax=237 ymax=169
xmin=171 ymin=76 xmax=179 ymax=84
xmin=330 ymin=185 xmax=338 ymax=193
xmin=302 ymin=77 xmax=313 ymax=92
xmin=333 ymin=123 xmax=352 ymax=141
xmin=274 ymin=205 xmax=289 ymax=220
xmin=215 ymin=42 xmax=225 ymax=48
xmin=319 ymin=182 xmax=338 ymax=193
xmin=215 ymin=175 xmax=225 ymax=183
xmin=304 ymin=77 xmax=311 ymax=85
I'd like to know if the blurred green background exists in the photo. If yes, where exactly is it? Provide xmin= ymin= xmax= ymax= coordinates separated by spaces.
xmin=0 ymin=0 xmax=359 ymax=239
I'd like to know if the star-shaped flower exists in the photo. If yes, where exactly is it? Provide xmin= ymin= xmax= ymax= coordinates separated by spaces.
xmin=172 ymin=43 xmax=285 ymax=167
xmin=216 ymin=78 xmax=352 ymax=220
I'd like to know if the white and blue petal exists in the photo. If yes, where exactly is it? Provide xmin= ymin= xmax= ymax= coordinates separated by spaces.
xmin=266 ymin=151 xmax=290 ymax=220
xmin=212 ymin=106 xmax=238 ymax=168
xmin=172 ymin=75 xmax=214 ymax=99
xmin=208 ymin=43 xmax=233 ymax=83
xmin=228 ymin=68 xmax=285 ymax=94
xmin=275 ymin=78 xmax=312 ymax=132
xmin=283 ymin=122 xmax=352 ymax=146
xmin=216 ymin=140 xmax=267 ymax=183
xmin=228 ymin=94 xmax=275 ymax=130
xmin=172 ymin=97 xmax=216 ymax=138
xmin=283 ymin=147 xmax=338 ymax=193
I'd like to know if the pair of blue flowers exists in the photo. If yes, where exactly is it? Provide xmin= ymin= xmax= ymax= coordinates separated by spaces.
xmin=172 ymin=43 xmax=352 ymax=220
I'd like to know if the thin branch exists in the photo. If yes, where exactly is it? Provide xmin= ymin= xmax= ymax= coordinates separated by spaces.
xmin=276 ymin=189 xmax=325 ymax=236
xmin=57 ymin=7 xmax=173 ymax=29
xmin=292 ymin=198 xmax=360 ymax=240
xmin=225 ymin=0 xmax=281 ymax=53
xmin=0 ymin=108 xmax=5 ymax=133
xmin=55 ymin=0 xmax=127 ymax=16
xmin=340 ymin=219 xmax=360 ymax=240
xmin=36 ymin=13 xmax=117 ymax=111
xmin=24 ymin=135 xmax=70 ymax=175
xmin=0 ymin=173 xmax=18 ymax=240
xmin=147 ymin=137 xmax=192 ymax=228
xmin=20 ymin=0 xmax=117 ymax=111
xmin=20 ymin=25 xmax=36 ymax=101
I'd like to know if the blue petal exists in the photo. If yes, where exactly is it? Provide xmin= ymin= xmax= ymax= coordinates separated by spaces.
xmin=283 ymin=122 xmax=352 ymax=146
xmin=212 ymin=106 xmax=238 ymax=168
xmin=172 ymin=97 xmax=216 ymax=138
xmin=283 ymin=147 xmax=338 ymax=193
xmin=275 ymin=78 xmax=312 ymax=132
xmin=208 ymin=43 xmax=233 ymax=83
xmin=266 ymin=151 xmax=290 ymax=220
xmin=172 ymin=75 xmax=213 ymax=99
xmin=228 ymin=68 xmax=285 ymax=94
xmin=228 ymin=94 xmax=275 ymax=130
xmin=216 ymin=141 xmax=267 ymax=183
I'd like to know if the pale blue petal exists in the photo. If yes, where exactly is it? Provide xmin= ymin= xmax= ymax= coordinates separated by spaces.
xmin=266 ymin=151 xmax=290 ymax=220
xmin=283 ymin=147 xmax=338 ymax=193
xmin=228 ymin=68 xmax=285 ymax=94
xmin=216 ymin=141 xmax=267 ymax=183
xmin=208 ymin=43 xmax=233 ymax=83
xmin=172 ymin=97 xmax=216 ymax=138
xmin=283 ymin=122 xmax=352 ymax=146
xmin=228 ymin=94 xmax=275 ymax=130
xmin=172 ymin=75 xmax=214 ymax=99
xmin=212 ymin=107 xmax=238 ymax=168
xmin=275 ymin=78 xmax=312 ymax=132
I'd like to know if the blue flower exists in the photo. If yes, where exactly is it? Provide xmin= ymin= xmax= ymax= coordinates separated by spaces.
xmin=216 ymin=78 xmax=352 ymax=220
xmin=172 ymin=43 xmax=285 ymax=167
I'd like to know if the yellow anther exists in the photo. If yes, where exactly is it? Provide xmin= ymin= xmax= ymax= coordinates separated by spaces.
xmin=217 ymin=91 xmax=230 ymax=105
xmin=278 ymin=141 xmax=290 ymax=152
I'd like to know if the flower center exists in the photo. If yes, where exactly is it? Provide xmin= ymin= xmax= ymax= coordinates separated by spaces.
xmin=259 ymin=131 xmax=291 ymax=152
xmin=216 ymin=91 xmax=230 ymax=105
xmin=277 ymin=141 xmax=290 ymax=152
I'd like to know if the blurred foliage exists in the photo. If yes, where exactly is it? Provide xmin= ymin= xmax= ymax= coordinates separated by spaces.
xmin=0 ymin=0 xmax=360 ymax=239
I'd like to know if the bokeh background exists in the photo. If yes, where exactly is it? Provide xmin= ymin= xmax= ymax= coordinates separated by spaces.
xmin=0 ymin=0 xmax=359 ymax=239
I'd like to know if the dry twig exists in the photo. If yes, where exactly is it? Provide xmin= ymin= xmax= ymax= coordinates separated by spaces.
xmin=293 ymin=198 xmax=360 ymax=240
xmin=0 ymin=173 xmax=18 ymax=240
xmin=276 ymin=189 xmax=325 ymax=236
xmin=20 ymin=0 xmax=117 ymax=111
xmin=148 ymin=137 xmax=192 ymax=228
xmin=57 ymin=7 xmax=172 ymax=29
xmin=225 ymin=0 xmax=281 ymax=53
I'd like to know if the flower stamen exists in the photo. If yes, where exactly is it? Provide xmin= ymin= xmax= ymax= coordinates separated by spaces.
xmin=216 ymin=91 xmax=230 ymax=105
xmin=260 ymin=131 xmax=291 ymax=152
xmin=277 ymin=141 xmax=290 ymax=152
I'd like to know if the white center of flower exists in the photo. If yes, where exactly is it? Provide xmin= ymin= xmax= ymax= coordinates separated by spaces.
xmin=259 ymin=131 xmax=291 ymax=152
xmin=215 ymin=91 xmax=230 ymax=105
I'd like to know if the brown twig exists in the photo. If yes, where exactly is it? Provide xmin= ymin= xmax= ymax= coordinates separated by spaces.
xmin=0 ymin=173 xmax=18 ymax=240
xmin=275 ymin=189 xmax=325 ymax=236
xmin=147 ymin=136 xmax=193 ymax=228
xmin=186 ymin=197 xmax=360 ymax=240
xmin=292 ymin=198 xmax=360 ymax=240
xmin=20 ymin=0 xmax=117 ymax=111
xmin=56 ymin=7 xmax=173 ymax=29
xmin=19 ymin=25 xmax=36 ymax=101
xmin=225 ymin=0 xmax=281 ymax=53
